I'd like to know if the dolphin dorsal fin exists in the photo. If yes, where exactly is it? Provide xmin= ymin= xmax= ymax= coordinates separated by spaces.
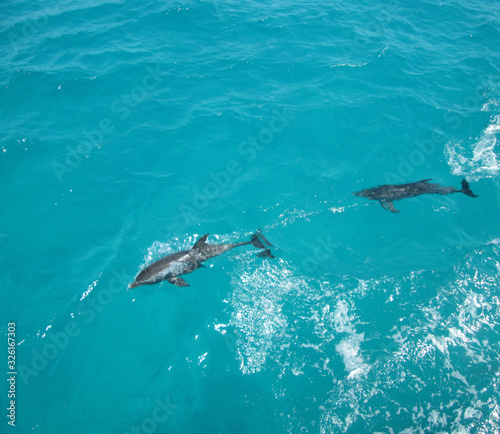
xmin=192 ymin=234 xmax=209 ymax=250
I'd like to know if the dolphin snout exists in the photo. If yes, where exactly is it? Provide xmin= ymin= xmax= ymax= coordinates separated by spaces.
xmin=128 ymin=281 xmax=140 ymax=289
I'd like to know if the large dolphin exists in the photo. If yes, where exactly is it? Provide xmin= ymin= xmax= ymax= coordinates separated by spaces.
xmin=129 ymin=231 xmax=274 ymax=288
xmin=353 ymin=178 xmax=477 ymax=213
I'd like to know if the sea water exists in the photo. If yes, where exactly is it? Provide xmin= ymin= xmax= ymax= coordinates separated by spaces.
xmin=1 ymin=0 xmax=500 ymax=433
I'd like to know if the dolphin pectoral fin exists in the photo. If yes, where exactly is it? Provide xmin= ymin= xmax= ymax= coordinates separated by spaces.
xmin=385 ymin=201 xmax=400 ymax=213
xmin=379 ymin=201 xmax=388 ymax=211
xmin=192 ymin=234 xmax=209 ymax=250
xmin=257 ymin=248 xmax=276 ymax=258
xmin=166 ymin=276 xmax=190 ymax=287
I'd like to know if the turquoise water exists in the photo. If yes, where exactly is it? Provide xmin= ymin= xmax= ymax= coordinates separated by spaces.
xmin=1 ymin=0 xmax=500 ymax=432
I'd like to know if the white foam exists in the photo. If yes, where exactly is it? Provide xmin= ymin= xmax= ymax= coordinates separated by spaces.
xmin=445 ymin=115 xmax=500 ymax=181
xmin=329 ymin=62 xmax=368 ymax=68
xmin=221 ymin=240 xmax=500 ymax=431
xmin=334 ymin=300 xmax=369 ymax=378
xmin=229 ymin=259 xmax=297 ymax=374
xmin=269 ymin=207 xmax=321 ymax=229
xmin=79 ymin=273 xmax=101 ymax=301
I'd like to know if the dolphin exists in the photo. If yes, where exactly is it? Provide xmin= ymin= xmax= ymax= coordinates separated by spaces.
xmin=353 ymin=178 xmax=477 ymax=213
xmin=128 ymin=231 xmax=275 ymax=288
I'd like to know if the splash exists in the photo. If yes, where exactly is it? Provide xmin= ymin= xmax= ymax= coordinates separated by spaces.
xmin=333 ymin=300 xmax=369 ymax=379
xmin=228 ymin=259 xmax=297 ymax=374
xmin=269 ymin=207 xmax=321 ymax=229
xmin=80 ymin=273 xmax=102 ymax=301
xmin=446 ymin=115 xmax=500 ymax=181
xmin=222 ymin=241 xmax=500 ymax=432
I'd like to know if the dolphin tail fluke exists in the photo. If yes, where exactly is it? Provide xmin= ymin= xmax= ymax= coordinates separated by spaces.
xmin=250 ymin=233 xmax=266 ymax=249
xmin=250 ymin=231 xmax=276 ymax=258
xmin=461 ymin=179 xmax=478 ymax=197
xmin=256 ymin=229 xmax=274 ymax=247
xmin=257 ymin=248 xmax=276 ymax=259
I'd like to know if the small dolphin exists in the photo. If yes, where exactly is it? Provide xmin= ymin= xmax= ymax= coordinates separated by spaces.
xmin=129 ymin=231 xmax=275 ymax=288
xmin=353 ymin=178 xmax=477 ymax=213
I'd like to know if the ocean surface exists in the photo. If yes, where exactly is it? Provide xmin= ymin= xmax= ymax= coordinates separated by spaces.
xmin=1 ymin=0 xmax=500 ymax=433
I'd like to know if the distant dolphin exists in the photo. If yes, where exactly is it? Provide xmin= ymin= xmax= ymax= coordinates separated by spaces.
xmin=353 ymin=178 xmax=477 ymax=213
xmin=129 ymin=231 xmax=275 ymax=288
